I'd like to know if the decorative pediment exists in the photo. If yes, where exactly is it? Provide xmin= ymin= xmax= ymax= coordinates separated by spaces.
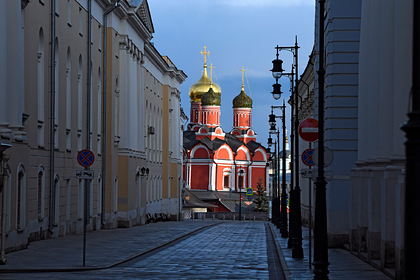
xmin=134 ymin=0 xmax=154 ymax=34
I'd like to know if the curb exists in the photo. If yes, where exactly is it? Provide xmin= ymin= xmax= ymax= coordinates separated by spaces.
xmin=0 ymin=222 xmax=223 ymax=273
xmin=268 ymin=222 xmax=292 ymax=280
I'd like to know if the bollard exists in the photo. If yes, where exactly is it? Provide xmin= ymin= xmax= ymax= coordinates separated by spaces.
xmin=233 ymin=215 xmax=235 ymax=221
xmin=253 ymin=216 xmax=255 ymax=222
xmin=223 ymin=215 xmax=225 ymax=221
xmin=212 ymin=215 xmax=214 ymax=221
xmin=243 ymin=215 xmax=245 ymax=221
xmin=202 ymin=214 xmax=205 ymax=220
xmin=192 ymin=214 xmax=194 ymax=220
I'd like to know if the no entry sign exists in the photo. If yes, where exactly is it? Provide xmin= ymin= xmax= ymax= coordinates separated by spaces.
xmin=77 ymin=149 xmax=95 ymax=167
xmin=299 ymin=118 xmax=319 ymax=142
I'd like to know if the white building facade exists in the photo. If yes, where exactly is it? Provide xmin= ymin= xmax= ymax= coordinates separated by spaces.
xmin=0 ymin=0 xmax=186 ymax=253
xmin=310 ymin=0 xmax=412 ymax=278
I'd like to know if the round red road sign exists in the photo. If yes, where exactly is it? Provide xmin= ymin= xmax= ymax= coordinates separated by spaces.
xmin=299 ymin=118 xmax=319 ymax=142
xmin=77 ymin=149 xmax=95 ymax=167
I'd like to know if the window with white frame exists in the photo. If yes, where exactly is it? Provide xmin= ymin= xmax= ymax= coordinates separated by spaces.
xmin=66 ymin=47 xmax=71 ymax=151
xmin=37 ymin=166 xmax=45 ymax=220
xmin=97 ymin=175 xmax=102 ymax=215
xmin=66 ymin=179 xmax=71 ymax=221
xmin=37 ymin=28 xmax=45 ymax=147
xmin=17 ymin=165 xmax=26 ymax=230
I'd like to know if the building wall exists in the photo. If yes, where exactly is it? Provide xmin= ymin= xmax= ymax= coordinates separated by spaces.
xmin=349 ymin=0 xmax=411 ymax=278
xmin=314 ymin=0 xmax=362 ymax=246
xmin=0 ymin=0 xmax=186 ymax=253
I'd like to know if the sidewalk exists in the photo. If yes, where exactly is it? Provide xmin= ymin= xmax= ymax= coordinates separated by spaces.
xmin=270 ymin=224 xmax=392 ymax=280
xmin=0 ymin=220 xmax=220 ymax=273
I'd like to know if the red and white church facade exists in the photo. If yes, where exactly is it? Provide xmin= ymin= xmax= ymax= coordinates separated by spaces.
xmin=183 ymin=48 xmax=269 ymax=212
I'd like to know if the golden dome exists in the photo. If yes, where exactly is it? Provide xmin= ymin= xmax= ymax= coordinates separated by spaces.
xmin=189 ymin=65 xmax=221 ymax=103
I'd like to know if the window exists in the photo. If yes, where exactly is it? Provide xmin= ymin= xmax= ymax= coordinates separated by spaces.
xmin=97 ymin=67 xmax=102 ymax=155
xmin=37 ymin=166 xmax=45 ymax=220
xmin=54 ymin=38 xmax=59 ymax=149
xmin=17 ymin=165 xmax=26 ymax=230
xmin=98 ymin=25 xmax=102 ymax=51
xmin=66 ymin=47 xmax=71 ymax=151
xmin=66 ymin=179 xmax=71 ymax=221
xmin=77 ymin=55 xmax=83 ymax=151
xmin=78 ymin=7 xmax=83 ymax=36
xmin=113 ymin=176 xmax=118 ymax=212
xmin=54 ymin=175 xmax=60 ymax=225
xmin=37 ymin=29 xmax=45 ymax=147
xmin=238 ymin=176 xmax=243 ymax=190
xmin=78 ymin=179 xmax=83 ymax=219
xmin=224 ymin=176 xmax=229 ymax=188
xmin=136 ymin=173 xmax=140 ymax=208
xmin=67 ymin=0 xmax=72 ymax=26
xmin=97 ymin=175 xmax=102 ymax=215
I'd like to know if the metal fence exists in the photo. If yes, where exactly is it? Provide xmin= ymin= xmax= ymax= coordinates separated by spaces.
xmin=183 ymin=211 xmax=269 ymax=221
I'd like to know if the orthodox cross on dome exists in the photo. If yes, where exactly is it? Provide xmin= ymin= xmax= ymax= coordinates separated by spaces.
xmin=209 ymin=63 xmax=215 ymax=82
xmin=200 ymin=46 xmax=210 ymax=65
xmin=240 ymin=67 xmax=246 ymax=86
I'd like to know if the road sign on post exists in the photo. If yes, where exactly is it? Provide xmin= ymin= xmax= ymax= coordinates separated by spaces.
xmin=301 ymin=149 xmax=315 ymax=166
xmin=76 ymin=170 xmax=94 ymax=180
xmin=312 ymin=147 xmax=334 ymax=167
xmin=299 ymin=118 xmax=319 ymax=142
xmin=246 ymin=188 xmax=253 ymax=195
xmin=77 ymin=150 xmax=95 ymax=167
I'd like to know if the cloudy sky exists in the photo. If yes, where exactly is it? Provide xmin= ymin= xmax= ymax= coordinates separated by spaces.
xmin=148 ymin=0 xmax=316 ymax=146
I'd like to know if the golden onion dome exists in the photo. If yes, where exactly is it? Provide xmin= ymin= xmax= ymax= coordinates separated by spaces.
xmin=201 ymin=85 xmax=221 ymax=106
xmin=189 ymin=66 xmax=221 ymax=103
xmin=232 ymin=84 xmax=252 ymax=108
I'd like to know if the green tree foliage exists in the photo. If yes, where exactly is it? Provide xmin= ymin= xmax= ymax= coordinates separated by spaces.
xmin=254 ymin=177 xmax=268 ymax=212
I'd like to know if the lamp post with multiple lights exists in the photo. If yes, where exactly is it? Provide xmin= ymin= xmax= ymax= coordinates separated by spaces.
xmin=268 ymin=103 xmax=288 ymax=238
xmin=312 ymin=1 xmax=329 ymax=279
xmin=267 ymin=132 xmax=279 ymax=228
xmin=270 ymin=38 xmax=304 ymax=259
xmin=238 ymin=169 xmax=244 ymax=221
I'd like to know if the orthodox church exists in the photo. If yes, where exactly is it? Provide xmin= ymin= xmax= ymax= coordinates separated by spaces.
xmin=183 ymin=47 xmax=269 ymax=213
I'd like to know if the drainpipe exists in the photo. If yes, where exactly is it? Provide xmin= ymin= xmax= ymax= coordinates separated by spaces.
xmin=102 ymin=0 xmax=120 ymax=226
xmin=49 ymin=0 xmax=56 ymax=235
xmin=0 ymin=154 xmax=10 ymax=265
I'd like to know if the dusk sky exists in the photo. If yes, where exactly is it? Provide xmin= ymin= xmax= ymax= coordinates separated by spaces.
xmin=148 ymin=0 xmax=316 ymax=147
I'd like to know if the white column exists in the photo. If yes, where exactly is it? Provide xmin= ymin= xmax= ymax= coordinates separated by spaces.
xmin=6 ymin=0 xmax=24 ymax=132
xmin=357 ymin=0 xmax=371 ymax=162
xmin=393 ymin=0 xmax=413 ymax=158
xmin=366 ymin=0 xmax=381 ymax=161
xmin=0 ymin=5 xmax=8 ymax=131
xmin=378 ymin=0 xmax=395 ymax=160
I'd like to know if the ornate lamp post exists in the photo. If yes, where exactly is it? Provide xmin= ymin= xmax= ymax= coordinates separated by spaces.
xmin=312 ymin=1 xmax=329 ymax=279
xmin=402 ymin=1 xmax=420 ymax=279
xmin=271 ymin=38 xmax=304 ymax=259
xmin=238 ymin=169 xmax=244 ymax=221
xmin=269 ymin=105 xmax=288 ymax=237
xmin=267 ymin=135 xmax=278 ymax=227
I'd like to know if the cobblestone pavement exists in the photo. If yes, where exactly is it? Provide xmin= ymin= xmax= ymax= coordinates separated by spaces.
xmin=1 ymin=221 xmax=281 ymax=280
xmin=270 ymin=224 xmax=392 ymax=280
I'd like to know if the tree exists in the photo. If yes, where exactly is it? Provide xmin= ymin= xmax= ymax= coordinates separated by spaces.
xmin=253 ymin=177 xmax=268 ymax=212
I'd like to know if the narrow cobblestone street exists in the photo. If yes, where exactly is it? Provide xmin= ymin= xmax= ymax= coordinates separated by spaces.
xmin=0 ymin=221 xmax=283 ymax=280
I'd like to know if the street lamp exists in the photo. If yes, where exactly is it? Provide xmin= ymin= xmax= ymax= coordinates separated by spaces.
xmin=270 ymin=46 xmax=284 ymax=100
xmin=269 ymin=105 xmax=288 ymax=238
xmin=238 ymin=169 xmax=244 ymax=221
xmin=267 ymin=135 xmax=277 ymax=227
xmin=271 ymin=38 xmax=304 ymax=259
xmin=269 ymin=124 xmax=280 ymax=229
xmin=312 ymin=1 xmax=329 ymax=279
xmin=402 ymin=1 xmax=420 ymax=279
